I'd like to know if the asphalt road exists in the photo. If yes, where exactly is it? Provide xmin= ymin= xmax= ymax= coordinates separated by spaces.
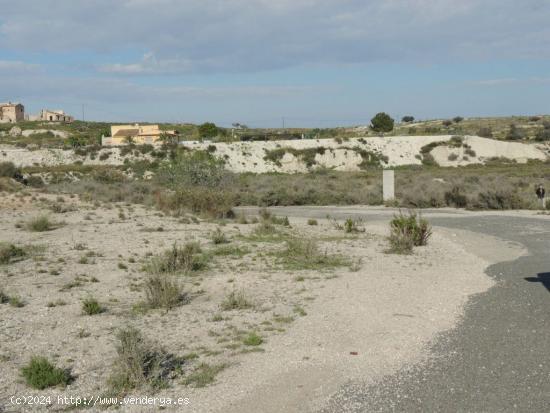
xmin=240 ymin=207 xmax=550 ymax=413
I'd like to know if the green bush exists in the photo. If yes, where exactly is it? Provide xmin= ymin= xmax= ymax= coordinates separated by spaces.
xmin=370 ymin=112 xmax=395 ymax=133
xmin=198 ymin=122 xmax=219 ymax=139
xmin=82 ymin=297 xmax=105 ymax=315
xmin=21 ymin=357 xmax=71 ymax=389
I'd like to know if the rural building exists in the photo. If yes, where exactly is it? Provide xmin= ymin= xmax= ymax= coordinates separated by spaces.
xmin=0 ymin=102 xmax=25 ymax=123
xmin=102 ymin=124 xmax=178 ymax=146
xmin=39 ymin=109 xmax=74 ymax=123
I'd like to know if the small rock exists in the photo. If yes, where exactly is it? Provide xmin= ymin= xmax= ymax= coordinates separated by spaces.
xmin=9 ymin=126 xmax=22 ymax=137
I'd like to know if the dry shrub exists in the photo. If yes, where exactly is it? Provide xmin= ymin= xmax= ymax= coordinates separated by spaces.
xmin=147 ymin=242 xmax=206 ymax=274
xmin=474 ymin=190 xmax=526 ymax=210
xmin=0 ymin=243 xmax=26 ymax=265
xmin=388 ymin=211 xmax=432 ymax=254
xmin=107 ymin=327 xmax=181 ymax=395
xmin=0 ymin=162 xmax=18 ymax=177
xmin=277 ymin=238 xmax=351 ymax=270
xmin=144 ymin=273 xmax=185 ymax=310
xmin=160 ymin=188 xmax=235 ymax=218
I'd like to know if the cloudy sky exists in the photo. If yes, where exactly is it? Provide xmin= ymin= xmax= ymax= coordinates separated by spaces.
xmin=1 ymin=0 xmax=549 ymax=126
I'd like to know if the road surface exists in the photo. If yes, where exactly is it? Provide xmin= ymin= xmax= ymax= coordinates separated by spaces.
xmin=238 ymin=206 xmax=550 ymax=412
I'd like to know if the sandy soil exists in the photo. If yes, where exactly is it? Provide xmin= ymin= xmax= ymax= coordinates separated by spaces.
xmin=0 ymin=192 xmax=525 ymax=412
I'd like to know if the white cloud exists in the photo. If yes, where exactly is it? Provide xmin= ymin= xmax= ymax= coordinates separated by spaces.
xmin=470 ymin=77 xmax=550 ymax=86
xmin=1 ymin=0 xmax=549 ymax=74
xmin=0 ymin=60 xmax=41 ymax=73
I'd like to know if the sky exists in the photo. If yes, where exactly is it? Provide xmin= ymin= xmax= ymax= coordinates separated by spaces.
xmin=1 ymin=0 xmax=550 ymax=127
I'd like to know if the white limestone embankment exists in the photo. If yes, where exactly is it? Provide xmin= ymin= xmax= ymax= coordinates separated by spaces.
xmin=1 ymin=135 xmax=548 ymax=172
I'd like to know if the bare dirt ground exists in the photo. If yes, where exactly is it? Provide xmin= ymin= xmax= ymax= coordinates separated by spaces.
xmin=0 ymin=193 xmax=524 ymax=412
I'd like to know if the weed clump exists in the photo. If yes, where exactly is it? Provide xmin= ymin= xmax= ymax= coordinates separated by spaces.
xmin=444 ymin=186 xmax=468 ymax=208
xmin=182 ymin=363 xmax=227 ymax=388
xmin=220 ymin=290 xmax=253 ymax=311
xmin=388 ymin=211 xmax=432 ymax=254
xmin=82 ymin=297 xmax=105 ymax=315
xmin=344 ymin=218 xmax=365 ymax=233
xmin=144 ymin=273 xmax=186 ymax=310
xmin=25 ymin=216 xmax=62 ymax=232
xmin=21 ymin=357 xmax=72 ymax=389
xmin=147 ymin=242 xmax=206 ymax=274
xmin=0 ymin=243 xmax=26 ymax=265
xmin=243 ymin=332 xmax=263 ymax=346
xmin=107 ymin=327 xmax=182 ymax=395
xmin=475 ymin=190 xmax=526 ymax=210
xmin=276 ymin=238 xmax=351 ymax=270
xmin=210 ymin=227 xmax=229 ymax=244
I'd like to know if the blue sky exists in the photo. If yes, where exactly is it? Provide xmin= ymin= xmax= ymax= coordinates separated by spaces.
xmin=1 ymin=0 xmax=549 ymax=127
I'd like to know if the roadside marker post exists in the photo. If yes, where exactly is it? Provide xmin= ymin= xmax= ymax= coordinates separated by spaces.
xmin=383 ymin=169 xmax=395 ymax=202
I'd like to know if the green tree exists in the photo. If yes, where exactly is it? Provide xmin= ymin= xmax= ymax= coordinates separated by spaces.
xmin=198 ymin=122 xmax=219 ymax=139
xmin=370 ymin=112 xmax=395 ymax=133
xmin=401 ymin=116 xmax=415 ymax=123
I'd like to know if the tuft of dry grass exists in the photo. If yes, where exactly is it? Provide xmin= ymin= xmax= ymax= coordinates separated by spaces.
xmin=144 ymin=273 xmax=186 ymax=310
xmin=107 ymin=327 xmax=182 ymax=395
xmin=220 ymin=290 xmax=253 ymax=311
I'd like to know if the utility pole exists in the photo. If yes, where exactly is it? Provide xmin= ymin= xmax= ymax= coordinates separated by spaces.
xmin=82 ymin=104 xmax=85 ymax=122
xmin=282 ymin=117 xmax=285 ymax=129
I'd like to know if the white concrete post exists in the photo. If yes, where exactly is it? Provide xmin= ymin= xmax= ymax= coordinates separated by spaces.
xmin=383 ymin=170 xmax=395 ymax=202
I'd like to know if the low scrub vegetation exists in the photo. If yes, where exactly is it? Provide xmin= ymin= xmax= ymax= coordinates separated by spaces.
xmin=21 ymin=356 xmax=72 ymax=390
xmin=107 ymin=327 xmax=182 ymax=396
xmin=210 ymin=227 xmax=229 ymax=244
xmin=182 ymin=363 xmax=228 ymax=388
xmin=147 ymin=242 xmax=206 ymax=274
xmin=0 ymin=243 xmax=27 ymax=265
xmin=82 ymin=297 xmax=105 ymax=315
xmin=275 ymin=237 xmax=351 ymax=270
xmin=243 ymin=332 xmax=263 ymax=346
xmin=144 ymin=273 xmax=186 ymax=310
xmin=344 ymin=218 xmax=365 ymax=233
xmin=25 ymin=215 xmax=60 ymax=232
xmin=388 ymin=211 xmax=432 ymax=254
xmin=220 ymin=290 xmax=253 ymax=311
